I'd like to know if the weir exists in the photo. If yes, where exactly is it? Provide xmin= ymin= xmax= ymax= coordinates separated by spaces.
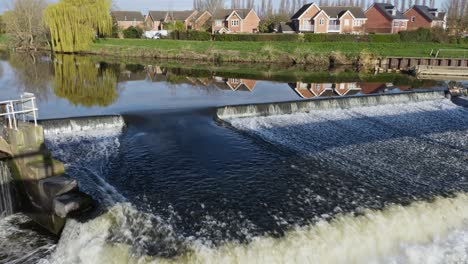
xmin=0 ymin=96 xmax=96 ymax=234
xmin=216 ymin=91 xmax=446 ymax=120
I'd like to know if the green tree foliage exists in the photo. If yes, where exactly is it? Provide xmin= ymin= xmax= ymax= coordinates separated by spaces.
xmin=44 ymin=0 xmax=112 ymax=53
xmin=258 ymin=14 xmax=291 ymax=33
xmin=123 ymin=26 xmax=143 ymax=39
xmin=52 ymin=55 xmax=119 ymax=107
xmin=164 ymin=21 xmax=185 ymax=31
xmin=0 ymin=15 xmax=5 ymax=34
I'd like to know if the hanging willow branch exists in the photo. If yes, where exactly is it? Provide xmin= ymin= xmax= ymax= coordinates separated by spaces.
xmin=44 ymin=0 xmax=112 ymax=53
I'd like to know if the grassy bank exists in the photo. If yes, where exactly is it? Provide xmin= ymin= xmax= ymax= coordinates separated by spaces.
xmin=89 ymin=38 xmax=468 ymax=65
xmin=0 ymin=35 xmax=10 ymax=51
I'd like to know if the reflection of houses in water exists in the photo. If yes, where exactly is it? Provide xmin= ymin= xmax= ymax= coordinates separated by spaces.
xmin=214 ymin=77 xmax=257 ymax=92
xmin=358 ymin=82 xmax=411 ymax=94
xmin=142 ymin=66 xmax=258 ymax=92
xmin=291 ymin=82 xmax=361 ymax=98
xmin=291 ymin=82 xmax=414 ymax=99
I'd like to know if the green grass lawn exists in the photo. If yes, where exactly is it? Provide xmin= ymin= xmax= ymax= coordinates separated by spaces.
xmin=91 ymin=38 xmax=468 ymax=63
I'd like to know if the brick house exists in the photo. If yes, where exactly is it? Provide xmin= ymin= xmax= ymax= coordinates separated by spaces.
xmin=404 ymin=5 xmax=446 ymax=30
xmin=111 ymin=11 xmax=145 ymax=30
xmin=167 ymin=10 xmax=199 ymax=30
xmin=211 ymin=9 xmax=261 ymax=34
xmin=365 ymin=3 xmax=408 ymax=33
xmin=146 ymin=11 xmax=170 ymax=30
xmin=291 ymin=4 xmax=367 ymax=34
xmin=291 ymin=3 xmax=321 ymax=32
xmin=192 ymin=11 xmax=213 ymax=31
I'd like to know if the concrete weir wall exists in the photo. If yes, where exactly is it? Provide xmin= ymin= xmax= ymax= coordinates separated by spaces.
xmin=216 ymin=91 xmax=446 ymax=120
xmin=0 ymin=122 xmax=93 ymax=234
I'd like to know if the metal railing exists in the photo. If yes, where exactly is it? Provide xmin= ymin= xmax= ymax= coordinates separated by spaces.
xmin=299 ymin=25 xmax=314 ymax=32
xmin=431 ymin=49 xmax=468 ymax=58
xmin=328 ymin=25 xmax=340 ymax=31
xmin=0 ymin=93 xmax=38 ymax=130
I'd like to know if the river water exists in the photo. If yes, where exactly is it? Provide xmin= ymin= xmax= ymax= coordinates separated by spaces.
xmin=0 ymin=53 xmax=467 ymax=264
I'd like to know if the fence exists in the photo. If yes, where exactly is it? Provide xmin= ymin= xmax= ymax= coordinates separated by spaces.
xmin=0 ymin=93 xmax=38 ymax=130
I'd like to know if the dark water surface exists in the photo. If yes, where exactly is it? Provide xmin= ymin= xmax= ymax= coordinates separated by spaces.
xmin=0 ymin=52 xmax=467 ymax=264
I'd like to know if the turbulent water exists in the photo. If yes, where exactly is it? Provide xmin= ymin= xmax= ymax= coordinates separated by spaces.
xmin=0 ymin=161 xmax=14 ymax=217
xmin=2 ymin=96 xmax=468 ymax=264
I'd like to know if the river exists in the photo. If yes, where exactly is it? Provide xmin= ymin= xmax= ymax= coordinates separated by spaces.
xmin=0 ymin=52 xmax=467 ymax=264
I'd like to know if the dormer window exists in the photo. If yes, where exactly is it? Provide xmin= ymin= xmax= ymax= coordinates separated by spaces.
xmin=391 ymin=9 xmax=397 ymax=16
xmin=125 ymin=16 xmax=127 ymax=21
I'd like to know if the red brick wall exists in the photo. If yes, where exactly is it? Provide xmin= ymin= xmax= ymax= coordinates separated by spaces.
xmin=340 ymin=13 xmax=354 ymax=33
xmin=117 ymin=21 xmax=144 ymax=30
xmin=405 ymin=8 xmax=431 ymax=30
xmin=299 ymin=5 xmax=320 ymax=31
xmin=194 ymin=11 xmax=212 ymax=31
xmin=365 ymin=6 xmax=392 ymax=33
xmin=314 ymin=12 xmax=329 ymax=33
xmin=243 ymin=10 xmax=261 ymax=33
xmin=228 ymin=13 xmax=242 ymax=33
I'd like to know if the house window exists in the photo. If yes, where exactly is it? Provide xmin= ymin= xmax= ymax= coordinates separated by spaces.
xmin=344 ymin=19 xmax=350 ymax=26
xmin=215 ymin=20 xmax=222 ymax=27
xmin=411 ymin=16 xmax=416 ymax=22
xmin=319 ymin=18 xmax=324 ymax=25
xmin=231 ymin=20 xmax=239 ymax=27
xmin=393 ymin=21 xmax=399 ymax=27
xmin=315 ymin=84 xmax=321 ymax=90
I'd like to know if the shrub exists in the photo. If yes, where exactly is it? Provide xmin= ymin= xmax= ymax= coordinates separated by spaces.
xmin=368 ymin=34 xmax=401 ymax=42
xmin=123 ymin=26 xmax=143 ymax=39
xmin=430 ymin=27 xmax=449 ymax=43
xmin=214 ymin=33 xmax=301 ymax=42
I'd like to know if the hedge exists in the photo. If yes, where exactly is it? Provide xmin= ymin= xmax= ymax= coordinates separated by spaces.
xmin=304 ymin=34 xmax=370 ymax=42
xmin=368 ymin=34 xmax=401 ymax=42
xmin=214 ymin=33 xmax=301 ymax=42
xmin=169 ymin=30 xmax=212 ymax=41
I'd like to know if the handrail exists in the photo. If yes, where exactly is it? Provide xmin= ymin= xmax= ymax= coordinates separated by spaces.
xmin=0 ymin=93 xmax=38 ymax=130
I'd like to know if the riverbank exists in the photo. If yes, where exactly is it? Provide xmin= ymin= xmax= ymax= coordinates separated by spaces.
xmin=87 ymin=39 xmax=468 ymax=65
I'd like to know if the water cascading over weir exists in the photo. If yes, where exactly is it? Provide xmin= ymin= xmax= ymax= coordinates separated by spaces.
xmin=0 ymin=95 xmax=95 ymax=234
xmin=216 ymin=90 xmax=447 ymax=120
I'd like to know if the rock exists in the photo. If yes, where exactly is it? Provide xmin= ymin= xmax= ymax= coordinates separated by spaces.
xmin=53 ymin=191 xmax=93 ymax=218
xmin=38 ymin=175 xmax=78 ymax=198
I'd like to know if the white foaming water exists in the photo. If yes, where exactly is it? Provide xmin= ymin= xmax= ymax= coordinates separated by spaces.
xmin=42 ymin=116 xmax=125 ymax=137
xmin=0 ymin=214 xmax=57 ymax=264
xmin=36 ymin=98 xmax=468 ymax=264
xmin=0 ymin=161 xmax=14 ymax=217
xmin=38 ymin=194 xmax=468 ymax=264
xmin=44 ymin=117 xmax=126 ymax=204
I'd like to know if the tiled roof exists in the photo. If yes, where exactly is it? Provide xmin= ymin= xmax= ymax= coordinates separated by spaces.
xmin=320 ymin=6 xmax=367 ymax=19
xmin=169 ymin=10 xmax=197 ymax=21
xmin=148 ymin=11 xmax=169 ymax=21
xmin=412 ymin=5 xmax=445 ymax=22
xmin=212 ymin=9 xmax=252 ymax=20
xmin=372 ymin=3 xmax=407 ymax=20
xmin=292 ymin=3 xmax=314 ymax=19
xmin=111 ymin=11 xmax=144 ymax=22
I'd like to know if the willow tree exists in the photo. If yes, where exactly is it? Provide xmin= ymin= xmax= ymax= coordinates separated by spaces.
xmin=53 ymin=55 xmax=119 ymax=107
xmin=44 ymin=0 xmax=112 ymax=53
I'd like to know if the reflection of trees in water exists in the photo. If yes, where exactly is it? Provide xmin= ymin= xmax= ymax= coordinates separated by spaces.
xmin=8 ymin=53 xmax=53 ymax=102
xmin=52 ymin=55 xmax=119 ymax=107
